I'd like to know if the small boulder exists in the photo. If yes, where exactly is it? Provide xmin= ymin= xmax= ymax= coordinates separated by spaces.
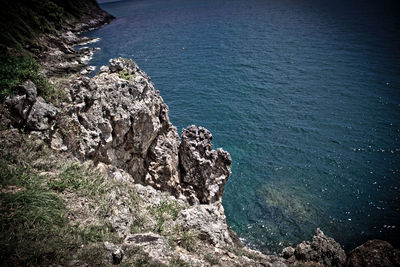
xmin=26 ymin=97 xmax=59 ymax=131
xmin=123 ymin=233 xmax=171 ymax=264
xmin=19 ymin=80 xmax=37 ymax=103
xmin=99 ymin=65 xmax=109 ymax=73
xmin=281 ymin=246 xmax=295 ymax=259
xmin=4 ymin=80 xmax=58 ymax=130
xmin=104 ymin=241 xmax=124 ymax=264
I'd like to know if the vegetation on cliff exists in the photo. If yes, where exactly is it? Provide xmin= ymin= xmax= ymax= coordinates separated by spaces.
xmin=0 ymin=131 xmax=121 ymax=265
xmin=0 ymin=0 xmax=102 ymax=48
xmin=0 ymin=0 xmax=113 ymax=103
xmin=1 ymin=2 xmax=398 ymax=266
xmin=0 ymin=51 xmax=59 ymax=102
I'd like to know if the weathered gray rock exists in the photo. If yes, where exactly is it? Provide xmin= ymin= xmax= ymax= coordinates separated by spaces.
xmin=123 ymin=233 xmax=171 ymax=264
xmin=5 ymin=80 xmax=37 ymax=122
xmin=60 ymin=31 xmax=82 ymax=45
xmin=346 ymin=240 xmax=400 ymax=267
xmin=20 ymin=80 xmax=37 ymax=103
xmin=4 ymin=80 xmax=58 ymax=130
xmin=26 ymin=97 xmax=59 ymax=130
xmin=144 ymin=127 xmax=181 ymax=194
xmin=178 ymin=204 xmax=233 ymax=247
xmin=53 ymin=58 xmax=181 ymax=197
xmin=99 ymin=65 xmax=109 ymax=73
xmin=179 ymin=125 xmax=232 ymax=204
xmin=291 ymin=228 xmax=346 ymax=266
xmin=281 ymin=246 xmax=295 ymax=259
xmin=103 ymin=241 xmax=124 ymax=264
xmin=109 ymin=58 xmax=126 ymax=72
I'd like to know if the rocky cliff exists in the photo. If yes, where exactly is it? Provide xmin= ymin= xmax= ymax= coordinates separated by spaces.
xmin=1 ymin=55 xmax=286 ymax=265
xmin=0 ymin=2 xmax=399 ymax=267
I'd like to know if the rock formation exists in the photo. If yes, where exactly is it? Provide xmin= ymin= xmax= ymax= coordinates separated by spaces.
xmin=1 ymin=2 xmax=398 ymax=265
xmin=47 ymin=58 xmax=232 ymax=208
xmin=180 ymin=125 xmax=232 ymax=204
xmin=283 ymin=228 xmax=346 ymax=266
xmin=3 ymin=54 xmax=399 ymax=266
xmin=346 ymin=240 xmax=400 ymax=267
xmin=3 ymin=80 xmax=59 ymax=130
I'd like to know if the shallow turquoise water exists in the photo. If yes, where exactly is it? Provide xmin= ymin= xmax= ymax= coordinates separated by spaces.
xmin=88 ymin=0 xmax=400 ymax=252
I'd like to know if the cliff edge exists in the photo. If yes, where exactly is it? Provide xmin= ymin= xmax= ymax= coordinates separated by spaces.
xmin=0 ymin=2 xmax=399 ymax=267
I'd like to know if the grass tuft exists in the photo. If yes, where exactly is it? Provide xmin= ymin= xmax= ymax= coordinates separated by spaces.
xmin=148 ymin=200 xmax=182 ymax=233
xmin=0 ymin=50 xmax=67 ymax=105
xmin=119 ymin=69 xmax=136 ymax=80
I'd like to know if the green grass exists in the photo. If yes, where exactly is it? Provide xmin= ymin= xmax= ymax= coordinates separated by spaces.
xmin=204 ymin=253 xmax=220 ymax=265
xmin=148 ymin=200 xmax=182 ymax=233
xmin=121 ymin=246 xmax=154 ymax=267
xmin=0 ymin=50 xmax=66 ymax=104
xmin=0 ymin=133 xmax=120 ymax=266
xmin=49 ymin=162 xmax=104 ymax=194
xmin=130 ymin=213 xmax=147 ymax=234
xmin=166 ymin=226 xmax=198 ymax=252
xmin=169 ymin=257 xmax=189 ymax=267
xmin=119 ymin=69 xmax=136 ymax=80
xmin=0 ymin=190 xmax=68 ymax=265
xmin=178 ymin=230 xmax=197 ymax=252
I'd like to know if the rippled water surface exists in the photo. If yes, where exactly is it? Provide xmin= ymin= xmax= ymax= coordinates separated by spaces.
xmin=87 ymin=0 xmax=400 ymax=252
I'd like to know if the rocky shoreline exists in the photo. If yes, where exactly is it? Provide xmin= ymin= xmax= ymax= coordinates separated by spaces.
xmin=1 ymin=3 xmax=399 ymax=267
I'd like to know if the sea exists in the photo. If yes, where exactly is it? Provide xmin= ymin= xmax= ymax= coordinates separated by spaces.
xmin=86 ymin=0 xmax=400 ymax=253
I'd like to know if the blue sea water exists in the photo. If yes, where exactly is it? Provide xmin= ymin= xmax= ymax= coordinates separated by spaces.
xmin=87 ymin=0 xmax=400 ymax=252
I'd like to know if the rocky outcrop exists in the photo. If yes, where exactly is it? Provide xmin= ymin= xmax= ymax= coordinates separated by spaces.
xmin=48 ymin=58 xmax=232 ymax=208
xmin=2 ymin=4 xmax=397 ymax=262
xmin=3 ymin=52 xmax=399 ymax=266
xmin=65 ymin=6 xmax=114 ymax=33
xmin=180 ymin=125 xmax=232 ymax=204
xmin=3 ymin=80 xmax=59 ymax=130
xmin=0 ymin=2 xmax=263 ymax=266
xmin=52 ymin=58 xmax=182 ymax=195
xmin=35 ymin=31 xmax=103 ymax=76
xmin=178 ymin=204 xmax=233 ymax=247
xmin=283 ymin=228 xmax=346 ymax=266
xmin=346 ymin=240 xmax=400 ymax=267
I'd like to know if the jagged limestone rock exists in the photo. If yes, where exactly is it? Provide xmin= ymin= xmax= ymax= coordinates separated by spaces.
xmin=103 ymin=242 xmax=124 ymax=264
xmin=4 ymin=80 xmax=59 ymax=130
xmin=179 ymin=125 xmax=232 ymax=204
xmin=53 ymin=59 xmax=234 ymax=206
xmin=145 ymin=128 xmax=181 ymax=193
xmin=123 ymin=233 xmax=172 ymax=264
xmin=281 ymin=246 xmax=295 ymax=259
xmin=27 ymin=97 xmax=59 ymax=130
xmin=288 ymin=228 xmax=346 ymax=267
xmin=53 ymin=58 xmax=181 ymax=196
xmin=346 ymin=240 xmax=400 ymax=267
xmin=178 ymin=204 xmax=233 ymax=247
